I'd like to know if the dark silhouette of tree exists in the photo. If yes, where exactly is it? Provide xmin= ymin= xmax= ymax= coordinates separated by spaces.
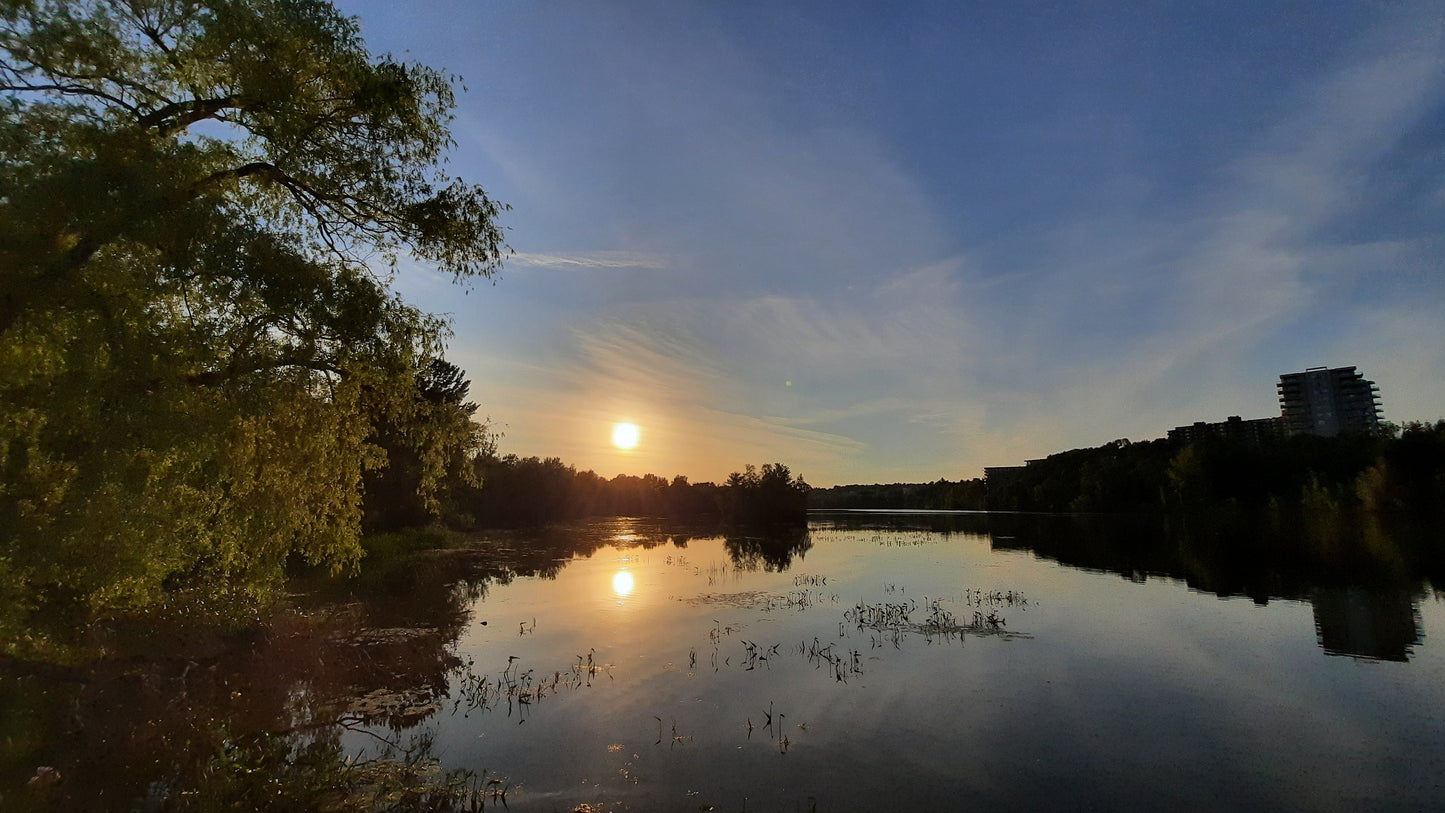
xmin=719 ymin=463 xmax=809 ymax=526
xmin=981 ymin=427 xmax=1444 ymax=516
xmin=451 ymin=457 xmax=809 ymax=528
xmin=1358 ymin=420 xmax=1445 ymax=512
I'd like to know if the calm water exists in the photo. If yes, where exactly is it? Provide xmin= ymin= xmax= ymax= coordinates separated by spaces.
xmin=5 ymin=512 xmax=1443 ymax=810
xmin=349 ymin=513 xmax=1444 ymax=811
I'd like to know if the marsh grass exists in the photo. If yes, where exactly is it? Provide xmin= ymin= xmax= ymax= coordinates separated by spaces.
xmin=845 ymin=594 xmax=1033 ymax=644
xmin=155 ymin=729 xmax=506 ymax=813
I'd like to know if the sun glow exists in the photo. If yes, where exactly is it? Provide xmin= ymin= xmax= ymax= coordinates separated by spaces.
xmin=612 ymin=422 xmax=639 ymax=449
xmin=612 ymin=570 xmax=634 ymax=597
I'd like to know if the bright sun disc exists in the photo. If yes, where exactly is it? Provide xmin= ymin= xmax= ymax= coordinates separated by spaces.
xmin=612 ymin=422 xmax=639 ymax=449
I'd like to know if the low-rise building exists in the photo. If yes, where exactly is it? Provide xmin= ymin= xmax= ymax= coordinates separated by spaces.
xmin=1166 ymin=415 xmax=1285 ymax=446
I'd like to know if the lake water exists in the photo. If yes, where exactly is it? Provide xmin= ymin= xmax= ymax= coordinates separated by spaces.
xmin=347 ymin=512 xmax=1445 ymax=811
xmin=5 ymin=511 xmax=1443 ymax=810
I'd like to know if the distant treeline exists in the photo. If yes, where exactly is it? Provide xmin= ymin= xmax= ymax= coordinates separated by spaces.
xmin=809 ymin=479 xmax=987 ymax=511
xmin=810 ymin=421 xmax=1445 ymax=515
xmin=366 ymin=453 xmax=810 ymax=531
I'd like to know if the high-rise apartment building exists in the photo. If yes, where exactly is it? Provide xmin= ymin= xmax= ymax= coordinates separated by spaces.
xmin=1277 ymin=366 xmax=1382 ymax=436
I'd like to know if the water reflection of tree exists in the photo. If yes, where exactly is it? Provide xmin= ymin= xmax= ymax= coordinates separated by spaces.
xmin=1 ymin=619 xmax=468 ymax=809
xmin=977 ymin=511 xmax=1439 ymax=602
xmin=3 ymin=560 xmax=484 ymax=808
xmin=815 ymin=510 xmax=1439 ymax=661
xmin=1 ymin=517 xmax=733 ymax=807
xmin=458 ymin=517 xmax=709 ymax=581
xmin=970 ymin=510 xmax=1436 ymax=661
xmin=810 ymin=511 xmax=994 ymax=537
xmin=724 ymin=527 xmax=814 ymax=572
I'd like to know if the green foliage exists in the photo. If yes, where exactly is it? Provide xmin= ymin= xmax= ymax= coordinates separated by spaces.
xmin=361 ymin=359 xmax=491 ymax=531
xmin=0 ymin=0 xmax=504 ymax=651
xmin=361 ymin=526 xmax=468 ymax=562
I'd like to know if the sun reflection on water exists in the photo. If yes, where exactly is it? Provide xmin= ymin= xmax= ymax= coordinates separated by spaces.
xmin=612 ymin=570 xmax=635 ymax=598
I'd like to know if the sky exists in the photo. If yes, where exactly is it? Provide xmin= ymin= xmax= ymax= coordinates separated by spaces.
xmin=337 ymin=0 xmax=1445 ymax=487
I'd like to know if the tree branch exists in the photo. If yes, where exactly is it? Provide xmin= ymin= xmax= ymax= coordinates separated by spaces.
xmin=186 ymin=353 xmax=341 ymax=388
xmin=137 ymin=95 xmax=240 ymax=135
xmin=0 ymin=78 xmax=140 ymax=114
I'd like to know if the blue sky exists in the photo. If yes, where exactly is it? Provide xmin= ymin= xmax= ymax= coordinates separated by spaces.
xmin=340 ymin=0 xmax=1445 ymax=486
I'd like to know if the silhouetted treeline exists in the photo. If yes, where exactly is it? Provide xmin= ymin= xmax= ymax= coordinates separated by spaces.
xmin=456 ymin=457 xmax=708 ymax=525
xmin=806 ymin=422 xmax=1445 ymax=516
xmin=985 ymin=421 xmax=1445 ymax=514
xmin=985 ymin=438 xmax=1179 ymax=512
xmin=407 ymin=455 xmax=810 ymax=528
xmin=809 ymin=478 xmax=988 ymax=510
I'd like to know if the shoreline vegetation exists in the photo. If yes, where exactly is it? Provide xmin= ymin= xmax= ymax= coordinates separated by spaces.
xmin=812 ymin=421 xmax=1445 ymax=517
xmin=441 ymin=458 xmax=811 ymax=530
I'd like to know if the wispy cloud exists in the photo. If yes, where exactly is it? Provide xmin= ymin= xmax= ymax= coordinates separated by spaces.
xmin=508 ymin=251 xmax=668 ymax=270
xmin=466 ymin=318 xmax=870 ymax=482
xmin=377 ymin=0 xmax=1445 ymax=483
xmin=961 ymin=8 xmax=1445 ymax=453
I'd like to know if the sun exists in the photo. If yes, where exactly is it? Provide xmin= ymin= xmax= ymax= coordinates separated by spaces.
xmin=612 ymin=422 xmax=639 ymax=449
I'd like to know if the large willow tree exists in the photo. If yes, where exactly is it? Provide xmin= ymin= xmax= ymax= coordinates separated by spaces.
xmin=0 ymin=0 xmax=505 ymax=646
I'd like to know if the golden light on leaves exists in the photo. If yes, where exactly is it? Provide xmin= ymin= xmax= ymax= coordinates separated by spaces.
xmin=612 ymin=422 xmax=639 ymax=449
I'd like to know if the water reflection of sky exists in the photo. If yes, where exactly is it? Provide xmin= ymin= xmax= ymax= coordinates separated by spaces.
xmin=354 ymin=519 xmax=1445 ymax=811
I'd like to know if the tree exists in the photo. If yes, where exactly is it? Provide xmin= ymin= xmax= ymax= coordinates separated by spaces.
xmin=720 ymin=462 xmax=809 ymax=525
xmin=361 ymin=358 xmax=491 ymax=530
xmin=0 ymin=0 xmax=505 ymax=649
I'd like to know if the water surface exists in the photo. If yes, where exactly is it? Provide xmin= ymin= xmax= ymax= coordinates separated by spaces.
xmin=5 ymin=512 xmax=1442 ymax=810
xmin=342 ymin=513 xmax=1445 ymax=811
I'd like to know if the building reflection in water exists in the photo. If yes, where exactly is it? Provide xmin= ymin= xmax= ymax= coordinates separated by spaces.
xmin=1311 ymin=587 xmax=1424 ymax=662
